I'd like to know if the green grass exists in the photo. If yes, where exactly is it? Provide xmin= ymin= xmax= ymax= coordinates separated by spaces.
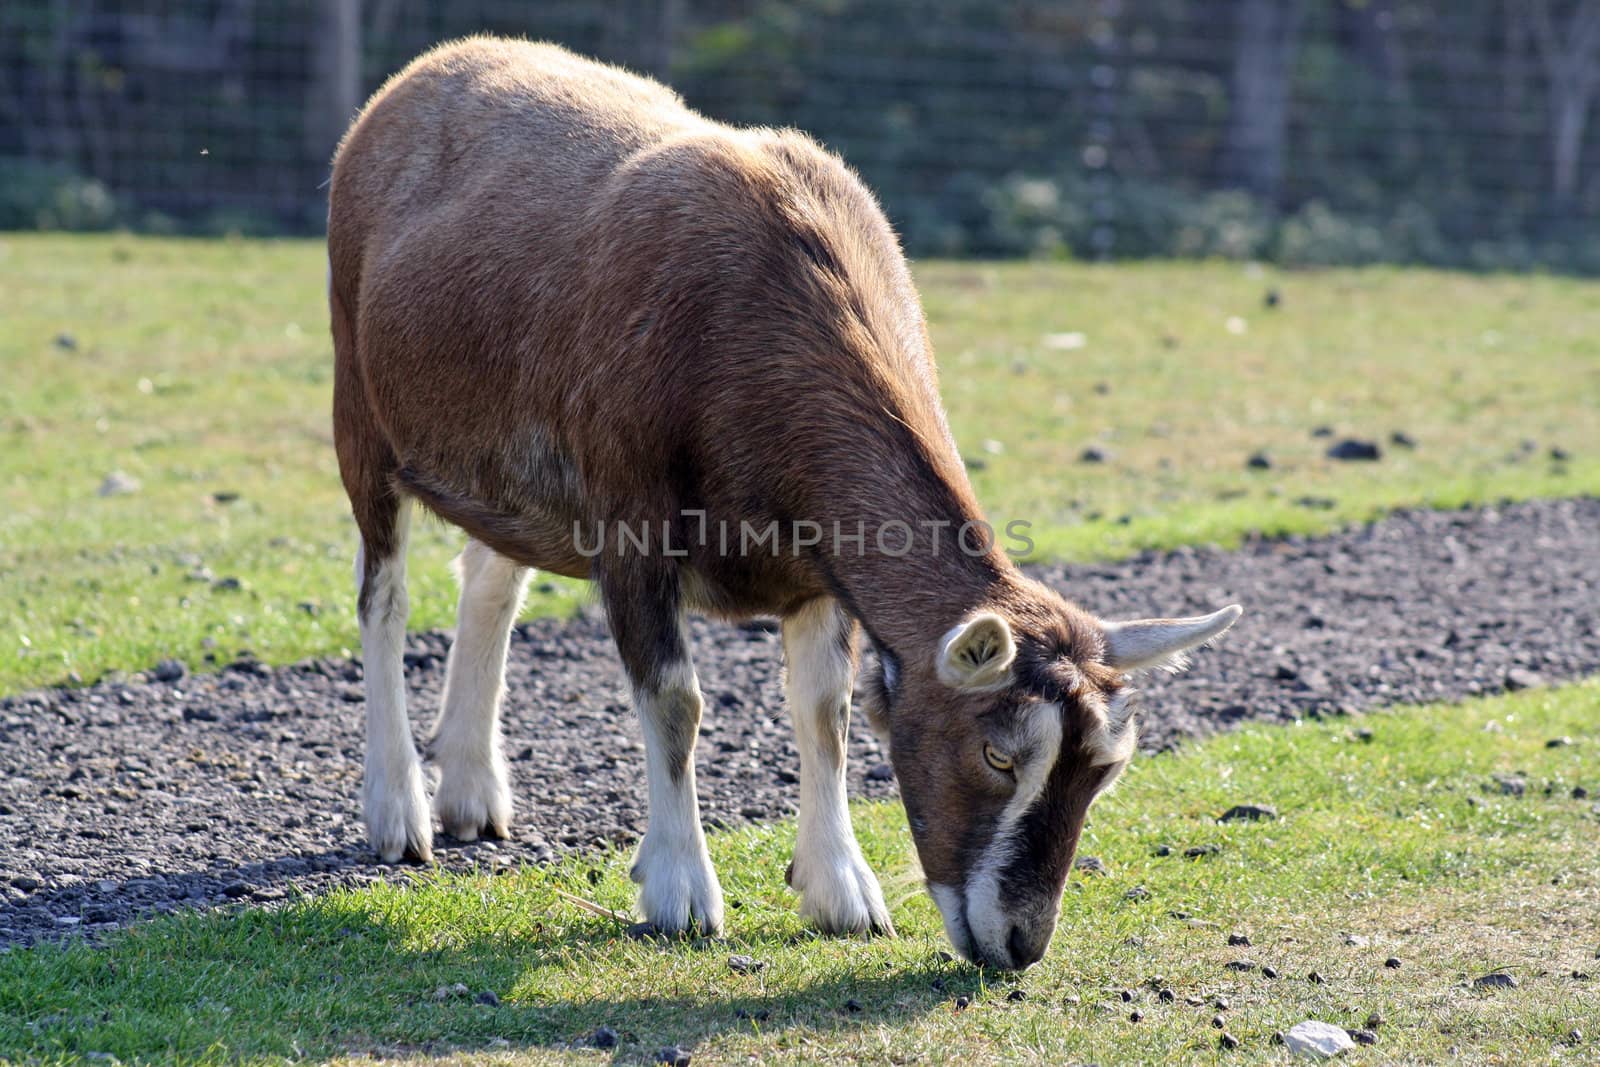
xmin=2 ymin=681 xmax=1596 ymax=1065
xmin=4 ymin=234 xmax=1599 ymax=693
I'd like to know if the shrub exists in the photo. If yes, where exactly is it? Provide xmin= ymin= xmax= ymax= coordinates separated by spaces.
xmin=0 ymin=158 xmax=120 ymax=231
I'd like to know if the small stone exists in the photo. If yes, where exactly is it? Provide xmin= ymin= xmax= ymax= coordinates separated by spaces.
xmin=1356 ymin=728 xmax=1375 ymax=742
xmin=1284 ymin=1020 xmax=1356 ymax=1058
xmin=1220 ymin=804 xmax=1278 ymax=823
xmin=151 ymin=659 xmax=187 ymax=682
xmin=1492 ymin=775 xmax=1527 ymax=797
xmin=655 ymin=1046 xmax=691 ymax=1066
xmin=936 ymin=950 xmax=954 ymax=963
xmin=474 ymin=990 xmax=500 ymax=1006
xmin=1565 ymin=1029 xmax=1583 ymax=1046
xmin=590 ymin=1026 xmax=619 ymax=1048
xmin=1574 ymin=786 xmax=1590 ymax=799
xmin=1074 ymin=855 xmax=1109 ymax=876
xmin=954 ymin=995 xmax=970 ymax=1010
xmin=1389 ymin=430 xmax=1417 ymax=449
xmin=865 ymin=763 xmax=894 ymax=782
xmin=1550 ymin=446 xmax=1572 ymax=462
xmin=1228 ymin=933 xmax=1251 ymax=946
xmin=727 ymin=954 xmax=766 ymax=974
xmin=1546 ymin=736 xmax=1573 ymax=748
xmin=1308 ymin=971 xmax=1325 ymax=984
xmin=1472 ymin=971 xmax=1518 ymax=989
xmin=1262 ymin=966 xmax=1279 ymax=979
xmin=1185 ymin=844 xmax=1221 ymax=858
xmin=54 ymin=332 xmax=79 ymax=350
xmin=1006 ymin=988 xmax=1026 ymax=1002
xmin=1264 ymin=289 xmax=1281 ymax=308
xmin=1385 ymin=957 xmax=1402 ymax=969
xmin=1346 ymin=1029 xmax=1377 ymax=1046
xmin=1225 ymin=960 xmax=1256 ymax=972
xmin=1154 ymin=843 xmax=1175 ymax=857
xmin=1365 ymin=1012 xmax=1385 ymax=1030
xmin=734 ymin=1007 xmax=770 ymax=1022
xmin=1124 ymin=886 xmax=1151 ymax=901
xmin=98 ymin=471 xmax=142 ymax=497
xmin=222 ymin=881 xmax=250 ymax=898
xmin=627 ymin=922 xmax=663 ymax=940
xmin=843 ymin=998 xmax=862 ymax=1013
xmin=1311 ymin=425 xmax=1335 ymax=438
xmin=432 ymin=982 xmax=469 ymax=1001
xmin=1220 ymin=1032 xmax=1240 ymax=1050
xmin=1212 ymin=1014 xmax=1228 ymax=1029
xmin=1158 ymin=988 xmax=1174 ymax=1003
xmin=1246 ymin=451 xmax=1273 ymax=471
xmin=1119 ymin=989 xmax=1134 ymax=1002
xmin=1128 ymin=1010 xmax=1143 ymax=1022
xmin=1214 ymin=996 xmax=1230 ymax=1010
xmin=1079 ymin=446 xmax=1111 ymax=464
xmin=1342 ymin=934 xmax=1368 ymax=947
xmin=1504 ymin=668 xmax=1544 ymax=691
xmin=1326 ymin=439 xmax=1381 ymax=462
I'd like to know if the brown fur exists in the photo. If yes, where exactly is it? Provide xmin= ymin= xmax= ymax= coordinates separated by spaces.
xmin=329 ymin=37 xmax=1125 ymax=944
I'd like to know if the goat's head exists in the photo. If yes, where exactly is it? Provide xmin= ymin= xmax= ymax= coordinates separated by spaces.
xmin=861 ymin=585 xmax=1240 ymax=970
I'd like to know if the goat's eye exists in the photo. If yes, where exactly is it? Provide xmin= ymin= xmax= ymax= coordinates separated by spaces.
xmin=983 ymin=744 xmax=1014 ymax=774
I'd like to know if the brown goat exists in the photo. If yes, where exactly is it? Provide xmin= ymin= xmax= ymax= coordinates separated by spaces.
xmin=327 ymin=36 xmax=1240 ymax=969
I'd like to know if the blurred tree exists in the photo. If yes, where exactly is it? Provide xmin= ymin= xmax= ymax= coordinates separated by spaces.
xmin=306 ymin=0 xmax=361 ymax=165
xmin=1220 ymin=0 xmax=1304 ymax=201
xmin=1525 ymin=0 xmax=1600 ymax=204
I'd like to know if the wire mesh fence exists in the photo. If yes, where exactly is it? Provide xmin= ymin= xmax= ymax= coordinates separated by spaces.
xmin=4 ymin=0 xmax=1600 ymax=269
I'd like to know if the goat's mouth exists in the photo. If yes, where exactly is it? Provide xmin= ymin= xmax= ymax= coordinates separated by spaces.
xmin=927 ymin=882 xmax=976 ymax=963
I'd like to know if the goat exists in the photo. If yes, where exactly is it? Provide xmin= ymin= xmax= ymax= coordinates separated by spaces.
xmin=327 ymin=36 xmax=1241 ymax=969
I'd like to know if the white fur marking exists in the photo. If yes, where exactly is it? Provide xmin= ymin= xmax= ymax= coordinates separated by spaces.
xmin=962 ymin=701 xmax=1063 ymax=964
xmin=630 ymin=660 xmax=724 ymax=934
xmin=357 ymin=501 xmax=433 ymax=863
xmin=429 ymin=540 xmax=530 ymax=840
xmin=783 ymin=599 xmax=892 ymax=935
xmin=1084 ymin=689 xmax=1140 ymax=768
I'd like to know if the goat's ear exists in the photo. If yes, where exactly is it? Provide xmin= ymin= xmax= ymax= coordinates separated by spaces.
xmin=1102 ymin=604 xmax=1242 ymax=673
xmin=937 ymin=612 xmax=1016 ymax=690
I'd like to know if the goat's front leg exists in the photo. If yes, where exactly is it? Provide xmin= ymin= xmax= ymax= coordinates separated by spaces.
xmin=782 ymin=597 xmax=893 ymax=935
xmin=601 ymin=562 xmax=723 ymax=936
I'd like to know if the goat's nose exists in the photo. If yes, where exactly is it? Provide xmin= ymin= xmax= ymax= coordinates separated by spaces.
xmin=1006 ymin=924 xmax=1047 ymax=970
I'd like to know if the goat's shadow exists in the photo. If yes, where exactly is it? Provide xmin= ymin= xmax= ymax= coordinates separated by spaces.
xmin=6 ymin=847 xmax=1011 ymax=1063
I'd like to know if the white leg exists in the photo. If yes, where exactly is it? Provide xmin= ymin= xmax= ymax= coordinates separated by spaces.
xmin=357 ymin=500 xmax=433 ymax=863
xmin=782 ymin=598 xmax=893 ymax=935
xmin=629 ymin=661 xmax=724 ymax=935
xmin=428 ymin=539 xmax=530 ymax=840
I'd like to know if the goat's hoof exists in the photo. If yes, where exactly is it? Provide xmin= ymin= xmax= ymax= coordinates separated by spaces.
xmin=792 ymin=854 xmax=894 ymax=937
xmin=365 ymin=760 xmax=434 ymax=864
xmin=633 ymin=837 xmax=725 ymax=936
xmin=432 ymin=754 xmax=512 ymax=843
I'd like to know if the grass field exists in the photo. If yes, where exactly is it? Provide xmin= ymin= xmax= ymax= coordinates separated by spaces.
xmin=4 ymin=233 xmax=1599 ymax=693
xmin=2 ymin=681 xmax=1595 ymax=1065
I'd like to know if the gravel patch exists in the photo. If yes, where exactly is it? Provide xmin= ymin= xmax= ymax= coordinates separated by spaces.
xmin=1 ymin=498 xmax=1598 ymax=947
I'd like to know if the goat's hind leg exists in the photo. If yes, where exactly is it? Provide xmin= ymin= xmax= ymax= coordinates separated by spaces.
xmin=353 ymin=497 xmax=433 ymax=863
xmin=601 ymin=563 xmax=723 ymax=936
xmin=428 ymin=539 xmax=530 ymax=840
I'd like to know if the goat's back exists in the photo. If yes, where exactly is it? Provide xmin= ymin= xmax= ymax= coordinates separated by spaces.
xmin=328 ymin=37 xmax=958 ymax=605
